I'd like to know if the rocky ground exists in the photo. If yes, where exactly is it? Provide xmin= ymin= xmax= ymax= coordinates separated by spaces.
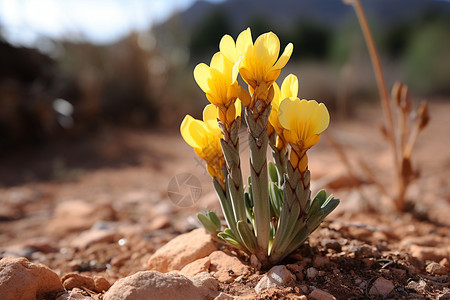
xmin=0 ymin=101 xmax=449 ymax=299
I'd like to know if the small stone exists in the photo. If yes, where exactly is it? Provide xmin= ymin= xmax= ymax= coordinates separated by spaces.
xmin=347 ymin=245 xmax=380 ymax=258
xmin=310 ymin=288 xmax=337 ymax=300
xmin=0 ymin=257 xmax=63 ymax=300
xmin=306 ymin=267 xmax=319 ymax=279
xmin=313 ymin=255 xmax=330 ymax=268
xmin=55 ymin=288 xmax=92 ymax=300
xmin=213 ymin=292 xmax=234 ymax=300
xmin=180 ymin=257 xmax=210 ymax=278
xmin=61 ymin=273 xmax=95 ymax=291
xmin=440 ymin=258 xmax=450 ymax=268
xmin=369 ymin=277 xmax=394 ymax=297
xmin=254 ymin=265 xmax=295 ymax=294
xmin=426 ymin=262 xmax=448 ymax=276
xmin=147 ymin=228 xmax=217 ymax=272
xmin=46 ymin=200 xmax=115 ymax=237
xmin=23 ymin=237 xmax=59 ymax=254
xmin=71 ymin=229 xmax=117 ymax=249
xmin=408 ymin=244 xmax=450 ymax=262
xmin=406 ymin=279 xmax=427 ymax=293
xmin=286 ymin=264 xmax=304 ymax=281
xmin=110 ymin=254 xmax=128 ymax=267
xmin=391 ymin=268 xmax=407 ymax=279
xmin=103 ymin=271 xmax=217 ymax=300
xmin=320 ymin=239 xmax=341 ymax=252
xmin=209 ymin=251 xmax=251 ymax=283
xmin=93 ymin=276 xmax=111 ymax=292
xmin=363 ymin=258 xmax=376 ymax=268
xmin=149 ymin=215 xmax=171 ymax=230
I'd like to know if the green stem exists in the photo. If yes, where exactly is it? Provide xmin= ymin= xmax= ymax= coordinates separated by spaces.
xmin=245 ymin=102 xmax=271 ymax=258
xmin=219 ymin=117 xmax=247 ymax=224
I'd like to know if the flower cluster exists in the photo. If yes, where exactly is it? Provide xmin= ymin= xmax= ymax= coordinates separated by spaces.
xmin=180 ymin=27 xmax=339 ymax=267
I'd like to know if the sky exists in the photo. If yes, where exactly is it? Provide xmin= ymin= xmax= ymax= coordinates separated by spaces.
xmin=0 ymin=0 xmax=225 ymax=46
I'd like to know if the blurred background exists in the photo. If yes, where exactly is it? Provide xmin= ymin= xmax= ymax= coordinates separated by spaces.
xmin=0 ymin=0 xmax=449 ymax=186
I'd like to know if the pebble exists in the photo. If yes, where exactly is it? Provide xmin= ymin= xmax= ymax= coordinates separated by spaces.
xmin=441 ymin=258 xmax=450 ymax=269
xmin=61 ymin=273 xmax=95 ymax=291
xmin=391 ymin=268 xmax=407 ymax=279
xmin=286 ymin=263 xmax=304 ymax=281
xmin=103 ymin=271 xmax=218 ymax=300
xmin=71 ymin=229 xmax=117 ymax=249
xmin=320 ymin=239 xmax=341 ymax=252
xmin=346 ymin=245 xmax=380 ymax=258
xmin=147 ymin=228 xmax=217 ymax=272
xmin=310 ymin=288 xmax=337 ymax=300
xmin=0 ymin=257 xmax=63 ymax=300
xmin=55 ymin=288 xmax=92 ymax=300
xmin=369 ymin=277 xmax=394 ymax=297
xmin=254 ymin=265 xmax=295 ymax=293
xmin=306 ymin=267 xmax=319 ymax=279
xmin=208 ymin=251 xmax=251 ymax=283
xmin=313 ymin=255 xmax=330 ymax=268
xmin=46 ymin=200 xmax=116 ymax=237
xmin=406 ymin=279 xmax=427 ymax=294
xmin=426 ymin=262 xmax=449 ymax=276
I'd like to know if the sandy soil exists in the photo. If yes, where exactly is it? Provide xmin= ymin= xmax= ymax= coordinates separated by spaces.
xmin=0 ymin=101 xmax=449 ymax=299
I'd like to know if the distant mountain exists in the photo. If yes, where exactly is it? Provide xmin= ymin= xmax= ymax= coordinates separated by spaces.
xmin=178 ymin=0 xmax=450 ymax=31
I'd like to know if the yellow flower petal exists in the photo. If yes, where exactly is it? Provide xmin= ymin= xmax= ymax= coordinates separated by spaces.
xmin=236 ymin=28 xmax=253 ymax=57
xmin=181 ymin=115 xmax=208 ymax=149
xmin=278 ymin=97 xmax=301 ymax=130
xmin=193 ymin=63 xmax=210 ymax=93
xmin=273 ymin=43 xmax=293 ymax=70
xmin=281 ymin=74 xmax=298 ymax=99
xmin=219 ymin=34 xmax=237 ymax=63
xmin=254 ymin=32 xmax=280 ymax=68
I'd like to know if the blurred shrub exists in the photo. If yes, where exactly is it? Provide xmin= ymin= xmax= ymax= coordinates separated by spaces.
xmin=402 ymin=18 xmax=450 ymax=95
xmin=189 ymin=9 xmax=231 ymax=61
xmin=291 ymin=20 xmax=331 ymax=61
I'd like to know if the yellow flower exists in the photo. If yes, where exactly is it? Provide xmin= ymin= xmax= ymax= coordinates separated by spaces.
xmin=268 ymin=74 xmax=299 ymax=145
xmin=278 ymin=98 xmax=329 ymax=172
xmin=194 ymin=52 xmax=250 ymax=120
xmin=180 ymin=104 xmax=225 ymax=180
xmin=220 ymin=27 xmax=293 ymax=97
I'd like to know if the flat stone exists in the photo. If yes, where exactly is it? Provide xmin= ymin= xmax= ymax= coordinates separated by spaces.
xmin=147 ymin=228 xmax=217 ymax=272
xmin=369 ymin=277 xmax=394 ymax=297
xmin=209 ymin=251 xmax=251 ymax=283
xmin=180 ymin=257 xmax=211 ymax=278
xmin=254 ymin=265 xmax=295 ymax=294
xmin=0 ymin=257 xmax=63 ymax=300
xmin=310 ymin=288 xmax=337 ymax=300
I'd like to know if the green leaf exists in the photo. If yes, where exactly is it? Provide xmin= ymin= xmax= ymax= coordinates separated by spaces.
xmin=197 ymin=212 xmax=219 ymax=233
xmin=236 ymin=220 xmax=257 ymax=251
xmin=206 ymin=210 xmax=222 ymax=230
xmin=218 ymin=231 xmax=242 ymax=248
xmin=268 ymin=161 xmax=278 ymax=183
